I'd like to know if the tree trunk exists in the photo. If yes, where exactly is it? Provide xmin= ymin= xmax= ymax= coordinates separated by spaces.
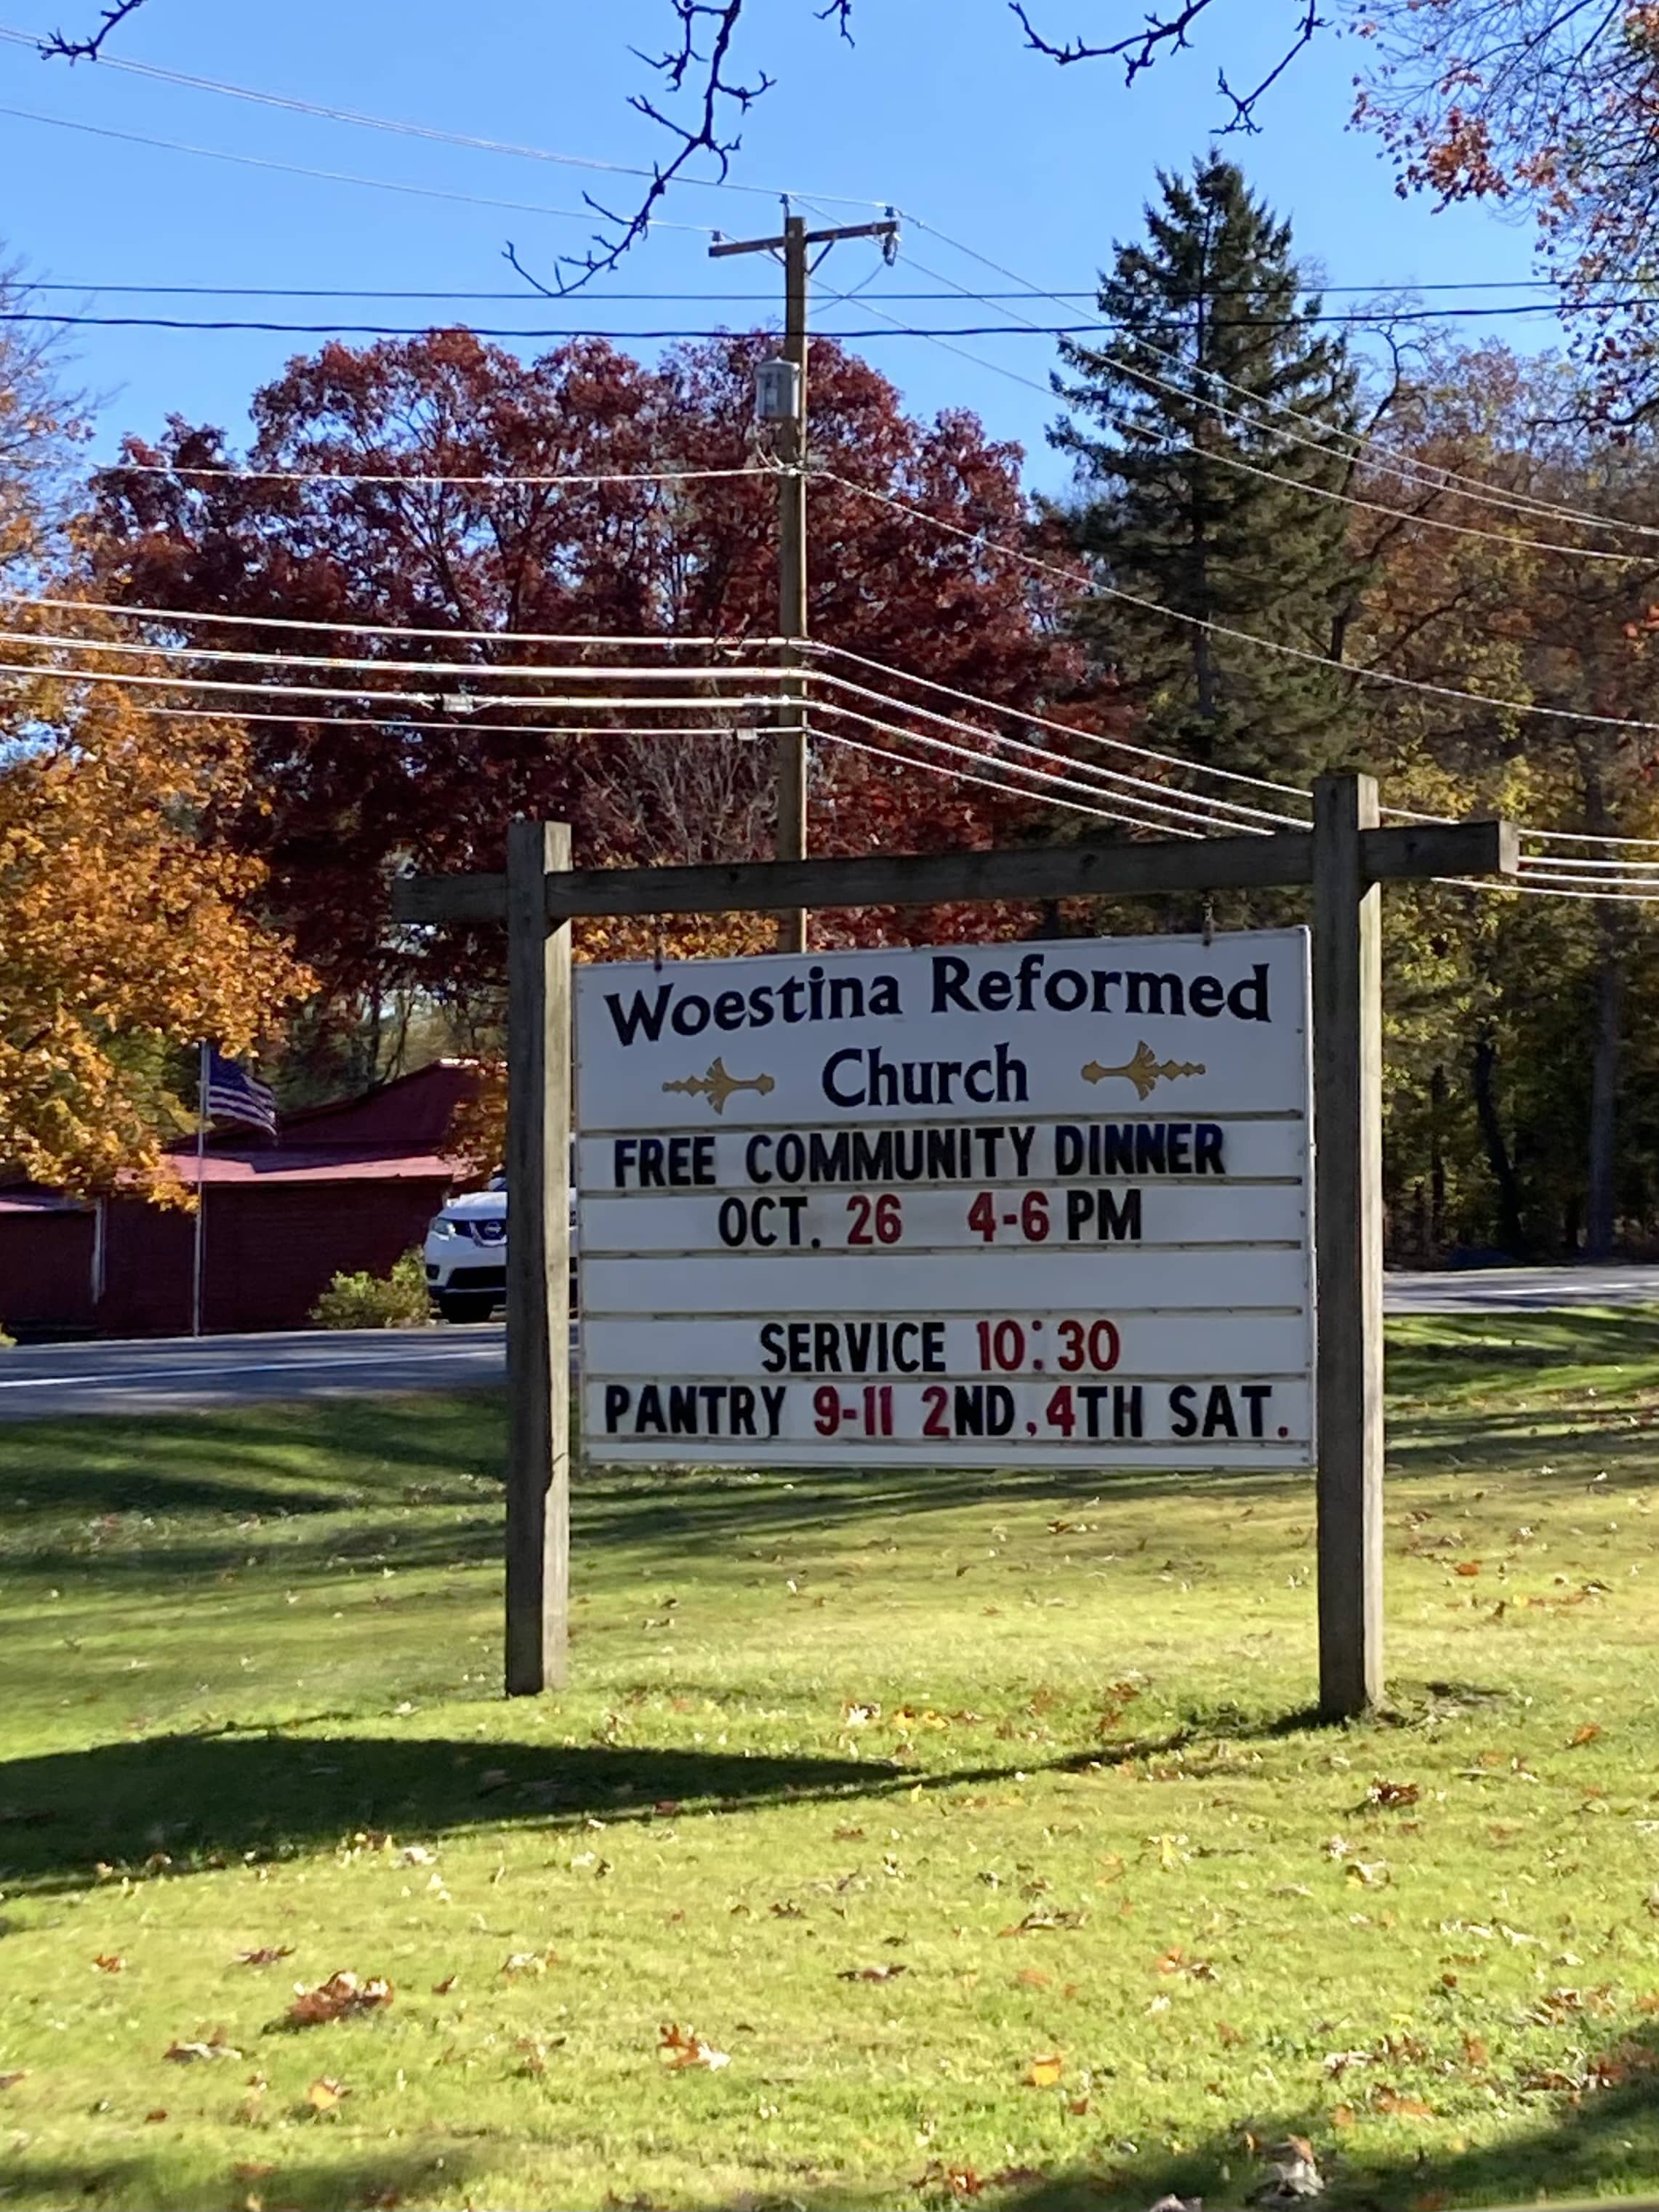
xmin=1473 ymin=1031 xmax=1527 ymax=1257
xmin=1429 ymin=1062 xmax=1447 ymax=1255
xmin=1586 ymin=911 xmax=1626 ymax=1259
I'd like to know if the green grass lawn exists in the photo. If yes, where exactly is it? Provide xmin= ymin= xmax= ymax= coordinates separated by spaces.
xmin=7 ymin=1314 xmax=1659 ymax=2211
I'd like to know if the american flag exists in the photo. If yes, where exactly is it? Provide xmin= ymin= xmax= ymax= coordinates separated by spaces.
xmin=203 ymin=1047 xmax=278 ymax=1138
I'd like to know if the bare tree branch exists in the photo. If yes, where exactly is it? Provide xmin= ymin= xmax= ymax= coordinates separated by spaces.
xmin=542 ymin=0 xmax=775 ymax=294
xmin=1216 ymin=1 xmax=1324 ymax=134
xmin=1010 ymin=0 xmax=1320 ymax=129
xmin=37 ymin=0 xmax=149 ymax=60
xmin=41 ymin=0 xmax=1326 ymax=283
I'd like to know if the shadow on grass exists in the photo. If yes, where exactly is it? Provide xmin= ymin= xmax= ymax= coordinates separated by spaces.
xmin=0 ymin=1731 xmax=905 ymax=1891
xmin=0 ymin=1691 xmax=1351 ymax=1897
xmin=0 ymin=2144 xmax=470 ymax=2212
xmin=3 ymin=1396 xmax=506 ymax=1519
xmin=938 ymin=2022 xmax=1659 ymax=2208
xmin=1386 ymin=1306 xmax=1659 ymax=1397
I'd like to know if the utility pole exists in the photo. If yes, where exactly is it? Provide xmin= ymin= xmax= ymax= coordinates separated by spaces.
xmin=711 ymin=209 xmax=898 ymax=952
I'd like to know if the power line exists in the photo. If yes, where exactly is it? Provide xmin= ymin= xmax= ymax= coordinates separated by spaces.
xmin=1 ymin=627 xmax=1279 ymax=831
xmin=95 ymin=460 xmax=776 ymax=489
xmin=808 ymin=696 xmax=1204 ymax=832
xmin=809 ymin=641 xmax=1310 ymax=811
xmin=819 ymin=252 xmax=1659 ymax=572
xmin=1 ymin=658 xmax=795 ymax=712
xmin=0 ymin=105 xmax=718 ymax=235
xmin=821 ymin=470 xmax=1659 ymax=741
xmin=0 ymin=626 xmax=791 ymax=683
xmin=811 ymin=667 xmax=1300 ymax=832
xmin=0 ymin=24 xmax=886 ymax=209
xmin=0 ymin=587 xmax=786 ymax=650
xmin=896 ymin=216 xmax=1659 ymax=549
xmin=11 ymin=305 xmax=1658 ymax=339
xmin=19 ymin=278 xmax=1612 ymax=304
xmin=810 ymin=714 xmax=1195 ymax=834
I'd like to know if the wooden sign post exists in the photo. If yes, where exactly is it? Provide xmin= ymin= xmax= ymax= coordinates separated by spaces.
xmin=395 ymin=777 xmax=1517 ymax=1715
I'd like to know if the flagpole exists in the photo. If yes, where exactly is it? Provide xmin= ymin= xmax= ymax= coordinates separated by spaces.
xmin=191 ymin=1039 xmax=209 ymax=1339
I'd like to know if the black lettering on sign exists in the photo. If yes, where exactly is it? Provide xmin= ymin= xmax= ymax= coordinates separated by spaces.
xmin=1064 ymin=1188 xmax=1144 ymax=1243
xmin=611 ymin=1133 xmax=715 ymax=1189
xmin=598 ymin=1383 xmax=787 ymax=1439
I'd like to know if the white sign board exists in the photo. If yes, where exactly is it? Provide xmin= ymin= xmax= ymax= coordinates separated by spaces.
xmin=575 ymin=928 xmax=1314 ymax=1468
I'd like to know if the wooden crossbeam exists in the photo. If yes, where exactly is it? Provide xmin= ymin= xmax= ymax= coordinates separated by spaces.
xmin=392 ymin=817 xmax=1518 ymax=927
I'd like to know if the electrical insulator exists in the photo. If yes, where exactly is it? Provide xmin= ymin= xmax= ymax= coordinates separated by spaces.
xmin=754 ymin=358 xmax=802 ymax=424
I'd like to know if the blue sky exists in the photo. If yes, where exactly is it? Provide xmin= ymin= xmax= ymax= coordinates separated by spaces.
xmin=0 ymin=1 xmax=1546 ymax=491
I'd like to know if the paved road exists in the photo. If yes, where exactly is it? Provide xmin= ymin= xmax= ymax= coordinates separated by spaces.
xmin=4 ymin=1267 xmax=1659 ymax=1418
xmin=0 ymin=1324 xmax=507 ymax=1420
xmin=1384 ymin=1263 xmax=1659 ymax=1314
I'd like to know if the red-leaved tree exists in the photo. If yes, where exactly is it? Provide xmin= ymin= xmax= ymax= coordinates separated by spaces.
xmin=91 ymin=330 xmax=1113 ymax=1034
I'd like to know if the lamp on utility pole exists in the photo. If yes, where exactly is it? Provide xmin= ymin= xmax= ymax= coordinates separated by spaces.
xmin=711 ymin=209 xmax=898 ymax=952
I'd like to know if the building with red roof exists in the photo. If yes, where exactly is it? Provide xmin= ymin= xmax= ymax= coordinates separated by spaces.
xmin=0 ymin=1061 xmax=479 ymax=1339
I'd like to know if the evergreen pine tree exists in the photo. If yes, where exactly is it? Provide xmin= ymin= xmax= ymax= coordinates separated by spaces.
xmin=1051 ymin=155 xmax=1363 ymax=784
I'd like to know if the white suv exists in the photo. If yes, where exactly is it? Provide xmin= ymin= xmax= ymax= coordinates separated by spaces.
xmin=424 ymin=1178 xmax=507 ymax=1323
xmin=422 ymin=1170 xmax=577 ymax=1324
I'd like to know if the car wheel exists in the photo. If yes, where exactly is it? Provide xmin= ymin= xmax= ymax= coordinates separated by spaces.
xmin=438 ymin=1292 xmax=497 ymax=1324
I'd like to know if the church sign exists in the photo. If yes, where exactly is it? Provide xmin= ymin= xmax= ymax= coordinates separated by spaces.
xmin=575 ymin=928 xmax=1313 ymax=1469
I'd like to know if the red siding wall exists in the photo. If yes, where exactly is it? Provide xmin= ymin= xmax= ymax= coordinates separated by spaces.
xmin=0 ymin=1180 xmax=450 ymax=1337
xmin=0 ymin=1210 xmax=95 ymax=1332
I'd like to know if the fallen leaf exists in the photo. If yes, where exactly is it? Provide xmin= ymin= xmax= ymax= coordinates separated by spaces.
xmin=1016 ymin=1967 xmax=1051 ymax=1989
xmin=236 ymin=1946 xmax=295 ymax=1968
xmin=143 ymin=2107 xmax=167 ymax=2123
xmin=997 ymin=1908 xmax=1088 ymax=1936
xmin=1156 ymin=1946 xmax=1218 ymax=1981
xmin=832 ymin=1825 xmax=865 ymax=1841
xmin=1568 ymin=1724 xmax=1603 ymax=1748
xmin=1067 ymin=2094 xmax=1090 ymax=2115
xmin=305 ymin=2075 xmax=349 ymax=2112
xmin=912 ymin=2163 xmax=982 ymax=2197
xmin=286 ymin=1971 xmax=393 ymax=2027
xmin=1251 ymin=2138 xmax=1325 ymax=2205
xmin=92 ymin=1953 xmax=124 ymax=1974
xmin=1218 ymin=2022 xmax=1244 ymax=2046
xmin=166 ymin=2032 xmax=241 ymax=2063
xmin=233 ymin=2165 xmax=276 ymax=2184
xmin=1374 ymin=2087 xmax=1434 ymax=2118
xmin=1461 ymin=2032 xmax=1490 ymax=2068
xmin=431 ymin=1974 xmax=459 ymax=1995
xmin=1346 ymin=1860 xmax=1391 ymax=1889
xmin=657 ymin=2022 xmax=730 ymax=2070
xmin=1365 ymin=1779 xmax=1421 ymax=1811
xmin=1331 ymin=2105 xmax=1355 ymax=2129
xmin=838 ymin=1963 xmax=907 ymax=1982
xmin=1454 ymin=1561 xmax=1482 ymax=1577
xmin=0 ymin=2071 xmax=25 ymax=2090
xmin=1024 ymin=2054 xmax=1064 ymax=2088
xmin=501 ymin=1948 xmax=558 ymax=1978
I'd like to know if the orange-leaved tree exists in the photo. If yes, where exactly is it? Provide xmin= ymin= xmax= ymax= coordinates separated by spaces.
xmin=0 ymin=613 xmax=313 ymax=1197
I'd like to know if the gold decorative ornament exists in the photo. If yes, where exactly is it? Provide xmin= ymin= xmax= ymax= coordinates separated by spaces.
xmin=1081 ymin=1040 xmax=1207 ymax=1101
xmin=662 ymin=1058 xmax=779 ymax=1115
